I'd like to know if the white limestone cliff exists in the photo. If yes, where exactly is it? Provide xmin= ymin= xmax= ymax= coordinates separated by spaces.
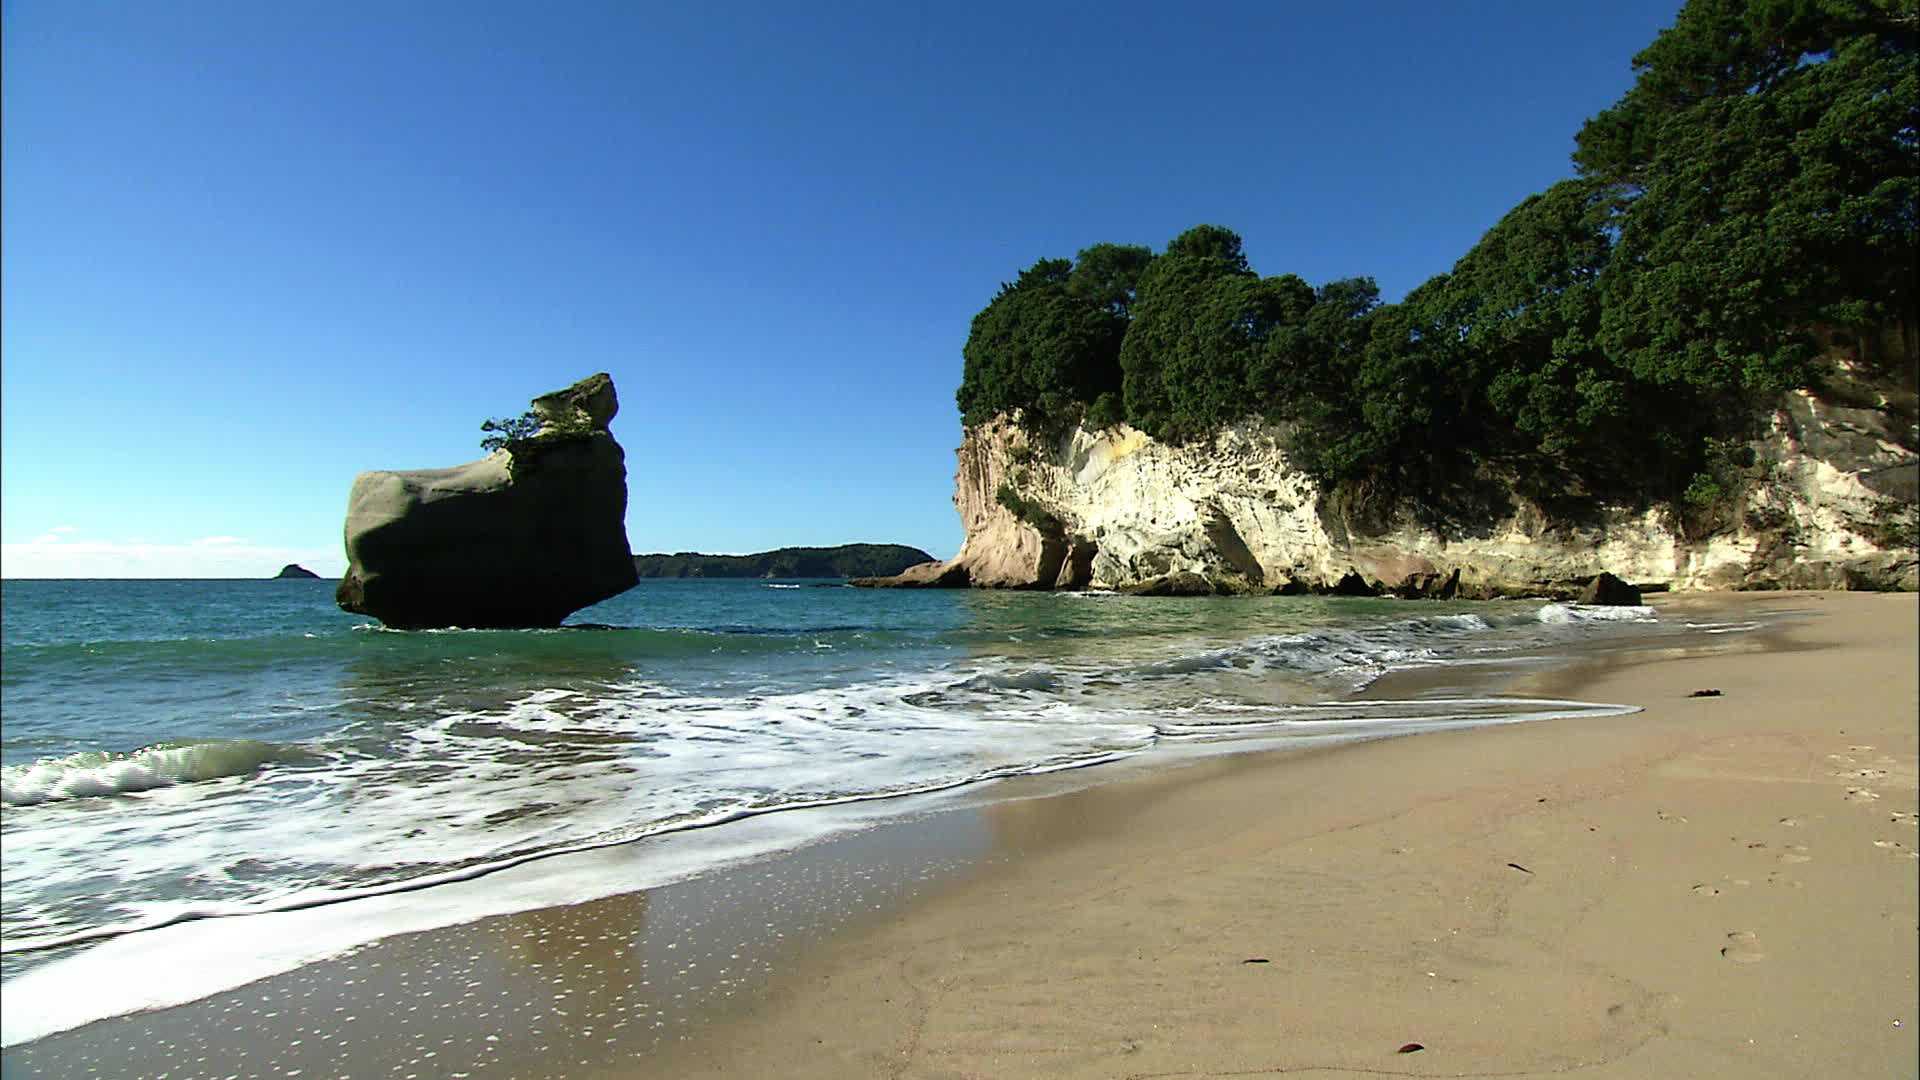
xmin=883 ymin=375 xmax=1916 ymax=596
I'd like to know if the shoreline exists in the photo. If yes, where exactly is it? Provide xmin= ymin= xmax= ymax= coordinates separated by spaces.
xmin=614 ymin=591 xmax=1917 ymax=1080
xmin=3 ymin=591 xmax=1914 ymax=1078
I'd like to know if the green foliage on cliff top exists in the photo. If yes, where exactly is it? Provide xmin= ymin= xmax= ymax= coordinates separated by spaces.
xmin=955 ymin=0 xmax=1917 ymax=516
xmin=480 ymin=412 xmax=543 ymax=453
xmin=632 ymin=544 xmax=936 ymax=579
xmin=955 ymin=245 xmax=1149 ymax=435
xmin=480 ymin=409 xmax=597 ymax=455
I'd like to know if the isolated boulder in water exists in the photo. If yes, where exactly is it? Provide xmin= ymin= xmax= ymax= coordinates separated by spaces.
xmin=1579 ymin=572 xmax=1642 ymax=606
xmin=335 ymin=373 xmax=639 ymax=629
xmin=274 ymin=564 xmax=321 ymax=579
xmin=849 ymin=560 xmax=972 ymax=588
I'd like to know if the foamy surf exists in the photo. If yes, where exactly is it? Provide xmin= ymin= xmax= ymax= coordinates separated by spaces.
xmin=0 ymin=741 xmax=306 ymax=806
xmin=1 ymin=596 xmax=1685 ymax=958
xmin=0 ymin=688 xmax=1639 ymax=1048
xmin=1537 ymin=602 xmax=1657 ymax=624
xmin=1153 ymin=697 xmax=1640 ymax=739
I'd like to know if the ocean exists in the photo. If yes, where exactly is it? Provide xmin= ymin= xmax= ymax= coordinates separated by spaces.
xmin=0 ymin=577 xmax=1728 ymax=1046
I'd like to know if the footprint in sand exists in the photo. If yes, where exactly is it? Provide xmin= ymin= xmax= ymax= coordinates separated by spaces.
xmin=1777 ymin=844 xmax=1812 ymax=864
xmin=1657 ymin=809 xmax=1688 ymax=824
xmin=1722 ymin=931 xmax=1766 ymax=964
xmin=1691 ymin=884 xmax=1722 ymax=897
xmin=1889 ymin=811 xmax=1917 ymax=828
xmin=1848 ymin=745 xmax=1876 ymax=753
xmin=1845 ymin=787 xmax=1881 ymax=803
xmin=1872 ymin=840 xmax=1920 ymax=859
xmin=1777 ymin=816 xmax=1802 ymax=827
xmin=1837 ymin=767 xmax=1890 ymax=781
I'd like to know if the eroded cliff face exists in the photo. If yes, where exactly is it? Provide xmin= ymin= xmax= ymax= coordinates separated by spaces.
xmin=901 ymin=377 xmax=1917 ymax=595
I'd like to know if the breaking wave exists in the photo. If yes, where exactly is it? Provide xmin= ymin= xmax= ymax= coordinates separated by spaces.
xmin=1 ymin=741 xmax=314 ymax=806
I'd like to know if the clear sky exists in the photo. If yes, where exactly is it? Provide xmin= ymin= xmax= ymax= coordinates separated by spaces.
xmin=2 ymin=0 xmax=1684 ymax=578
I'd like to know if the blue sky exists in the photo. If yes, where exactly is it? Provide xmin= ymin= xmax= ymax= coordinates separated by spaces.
xmin=2 ymin=0 xmax=1683 ymax=578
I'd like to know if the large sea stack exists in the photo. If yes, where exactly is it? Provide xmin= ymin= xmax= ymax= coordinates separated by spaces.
xmin=336 ymin=373 xmax=639 ymax=628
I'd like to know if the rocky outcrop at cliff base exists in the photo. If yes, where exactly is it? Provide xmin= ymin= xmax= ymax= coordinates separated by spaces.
xmin=336 ymin=373 xmax=639 ymax=628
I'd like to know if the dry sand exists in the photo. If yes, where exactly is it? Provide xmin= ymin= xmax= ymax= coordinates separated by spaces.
xmin=3 ymin=592 xmax=1913 ymax=1080
xmin=620 ymin=592 xmax=1918 ymax=1079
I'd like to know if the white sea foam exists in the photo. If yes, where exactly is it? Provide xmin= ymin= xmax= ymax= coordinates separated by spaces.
xmin=0 ymin=794 xmax=909 ymax=1047
xmin=1536 ymin=602 xmax=1657 ymax=624
xmin=1154 ymin=696 xmax=1639 ymax=739
xmin=0 ymin=742 xmax=295 ymax=806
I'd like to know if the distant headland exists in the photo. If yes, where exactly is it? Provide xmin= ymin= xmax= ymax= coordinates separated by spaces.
xmin=633 ymin=544 xmax=934 ymax=580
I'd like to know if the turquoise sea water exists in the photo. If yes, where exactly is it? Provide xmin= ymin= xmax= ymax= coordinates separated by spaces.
xmin=0 ymin=577 xmax=1700 ymax=1039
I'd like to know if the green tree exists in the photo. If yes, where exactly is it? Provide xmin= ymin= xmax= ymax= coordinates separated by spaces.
xmin=1118 ymin=226 xmax=1259 ymax=439
xmin=480 ymin=412 xmax=541 ymax=453
xmin=1067 ymin=242 xmax=1155 ymax=319
xmin=1596 ymin=32 xmax=1918 ymax=399
xmin=1162 ymin=223 xmax=1253 ymax=270
xmin=1572 ymin=0 xmax=1906 ymax=183
xmin=956 ymin=256 xmax=1126 ymax=433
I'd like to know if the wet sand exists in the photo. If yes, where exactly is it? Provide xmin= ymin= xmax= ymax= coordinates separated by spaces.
xmin=4 ymin=591 xmax=1914 ymax=1079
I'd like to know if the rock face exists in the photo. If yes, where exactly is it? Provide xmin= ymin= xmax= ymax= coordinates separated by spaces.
xmin=849 ymin=559 xmax=971 ymax=589
xmin=336 ymin=374 xmax=639 ymax=628
xmin=858 ymin=366 xmax=1917 ymax=596
xmin=1579 ymin=572 xmax=1643 ymax=606
xmin=274 ymin=564 xmax=321 ymax=579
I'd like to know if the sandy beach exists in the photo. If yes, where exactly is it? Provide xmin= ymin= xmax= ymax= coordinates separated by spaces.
xmin=621 ymin=591 xmax=1918 ymax=1079
xmin=4 ymin=591 xmax=1914 ymax=1079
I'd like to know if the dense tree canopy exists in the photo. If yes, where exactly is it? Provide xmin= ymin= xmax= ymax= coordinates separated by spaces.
xmin=954 ymin=246 xmax=1158 ymax=433
xmin=954 ymin=0 xmax=1916 ymax=515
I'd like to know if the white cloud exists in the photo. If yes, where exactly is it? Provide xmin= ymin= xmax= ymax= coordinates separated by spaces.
xmin=1 ymin=538 xmax=345 ymax=579
xmin=23 ymin=525 xmax=81 ymax=545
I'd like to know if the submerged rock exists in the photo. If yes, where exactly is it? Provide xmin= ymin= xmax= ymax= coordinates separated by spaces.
xmin=336 ymin=373 xmax=638 ymax=629
xmin=1121 ymin=571 xmax=1218 ymax=597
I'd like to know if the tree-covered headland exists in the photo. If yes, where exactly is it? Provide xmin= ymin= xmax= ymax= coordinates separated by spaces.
xmin=956 ymin=1 xmax=1916 ymax=526
xmin=632 ymin=544 xmax=936 ymax=579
